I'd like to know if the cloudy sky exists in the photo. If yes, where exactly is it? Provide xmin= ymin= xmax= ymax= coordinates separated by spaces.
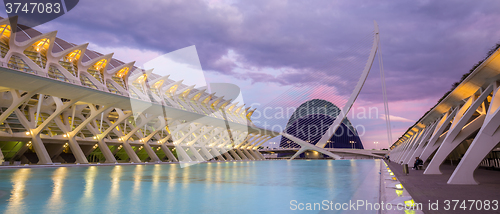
xmin=4 ymin=0 xmax=500 ymax=149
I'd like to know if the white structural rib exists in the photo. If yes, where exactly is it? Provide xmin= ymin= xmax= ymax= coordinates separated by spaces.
xmin=284 ymin=21 xmax=380 ymax=160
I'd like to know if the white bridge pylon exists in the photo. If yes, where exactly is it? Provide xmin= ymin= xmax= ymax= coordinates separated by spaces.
xmin=282 ymin=21 xmax=383 ymax=160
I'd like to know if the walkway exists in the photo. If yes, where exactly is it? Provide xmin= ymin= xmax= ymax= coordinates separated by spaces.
xmin=387 ymin=161 xmax=500 ymax=214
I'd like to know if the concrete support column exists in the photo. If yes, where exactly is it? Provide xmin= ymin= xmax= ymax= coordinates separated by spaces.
xmin=30 ymin=134 xmax=53 ymax=164
xmin=120 ymin=113 xmax=159 ymax=163
xmin=209 ymin=148 xmax=225 ymax=161
xmin=425 ymin=88 xmax=490 ymax=174
xmin=13 ymin=108 xmax=51 ymax=164
xmin=242 ymin=149 xmax=255 ymax=160
xmin=247 ymin=149 xmax=261 ymax=160
xmin=67 ymin=137 xmax=89 ymax=164
xmin=425 ymin=115 xmax=485 ymax=175
xmin=175 ymin=145 xmax=193 ymax=162
xmin=0 ymin=148 xmax=4 ymax=163
xmin=144 ymin=143 xmax=161 ymax=162
xmin=220 ymin=148 xmax=234 ymax=161
xmin=405 ymin=121 xmax=438 ymax=165
xmin=255 ymin=150 xmax=266 ymax=160
xmin=401 ymin=130 xmax=424 ymax=164
xmin=397 ymin=136 xmax=415 ymax=163
xmin=97 ymin=139 xmax=116 ymax=163
xmin=160 ymin=144 xmax=178 ymax=162
xmin=122 ymin=141 xmax=141 ymax=163
xmin=419 ymin=108 xmax=458 ymax=162
xmin=236 ymin=148 xmax=249 ymax=160
xmin=200 ymin=146 xmax=214 ymax=160
xmin=190 ymin=145 xmax=206 ymax=162
xmin=95 ymin=109 xmax=132 ymax=163
xmin=228 ymin=149 xmax=242 ymax=160
xmin=63 ymin=104 xmax=111 ymax=164
xmin=448 ymin=83 xmax=500 ymax=184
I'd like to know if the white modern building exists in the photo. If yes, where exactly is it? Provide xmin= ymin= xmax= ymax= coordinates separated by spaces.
xmin=389 ymin=44 xmax=500 ymax=185
xmin=0 ymin=16 xmax=279 ymax=166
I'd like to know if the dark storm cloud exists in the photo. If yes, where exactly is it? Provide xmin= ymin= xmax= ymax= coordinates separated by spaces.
xmin=22 ymin=0 xmax=500 ymax=102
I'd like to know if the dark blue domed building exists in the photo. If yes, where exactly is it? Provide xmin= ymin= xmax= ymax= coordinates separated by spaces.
xmin=280 ymin=99 xmax=363 ymax=157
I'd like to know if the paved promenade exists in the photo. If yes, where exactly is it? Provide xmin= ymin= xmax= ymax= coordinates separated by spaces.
xmin=387 ymin=161 xmax=500 ymax=214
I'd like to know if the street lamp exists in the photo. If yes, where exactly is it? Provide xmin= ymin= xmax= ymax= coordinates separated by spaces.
xmin=374 ymin=141 xmax=379 ymax=150
xmin=349 ymin=140 xmax=355 ymax=149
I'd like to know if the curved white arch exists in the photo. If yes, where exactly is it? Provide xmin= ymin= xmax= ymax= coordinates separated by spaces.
xmin=283 ymin=21 xmax=380 ymax=160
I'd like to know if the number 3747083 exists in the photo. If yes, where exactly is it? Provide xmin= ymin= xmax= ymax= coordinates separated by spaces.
xmin=5 ymin=2 xmax=61 ymax=14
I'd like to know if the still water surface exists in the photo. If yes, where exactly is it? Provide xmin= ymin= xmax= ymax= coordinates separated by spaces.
xmin=0 ymin=160 xmax=380 ymax=213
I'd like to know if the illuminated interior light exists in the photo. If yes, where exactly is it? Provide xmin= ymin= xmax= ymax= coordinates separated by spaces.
xmin=168 ymin=84 xmax=178 ymax=94
xmin=181 ymin=88 xmax=191 ymax=98
xmin=220 ymin=101 xmax=230 ymax=109
xmin=192 ymin=93 xmax=202 ymax=101
xmin=391 ymin=177 xmax=397 ymax=181
xmin=0 ymin=25 xmax=12 ymax=41
xmin=93 ymin=59 xmax=107 ymax=70
xmin=67 ymin=49 xmax=81 ymax=62
xmin=203 ymin=95 xmax=213 ymax=104
xmin=395 ymin=189 xmax=403 ymax=197
xmin=116 ymin=67 xmax=129 ymax=78
xmin=389 ymin=172 xmax=394 ymax=176
xmin=234 ymin=106 xmax=243 ymax=113
xmin=211 ymin=99 xmax=221 ymax=109
xmin=153 ymin=79 xmax=164 ymax=88
xmin=135 ymin=74 xmax=147 ymax=83
xmin=33 ymin=38 xmax=50 ymax=52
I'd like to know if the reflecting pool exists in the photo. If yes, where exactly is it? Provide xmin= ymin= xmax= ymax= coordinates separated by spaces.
xmin=0 ymin=160 xmax=380 ymax=213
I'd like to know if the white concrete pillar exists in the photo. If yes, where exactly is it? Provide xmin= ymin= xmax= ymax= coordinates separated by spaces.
xmin=425 ymin=88 xmax=490 ymax=174
xmin=236 ymin=148 xmax=249 ymax=160
xmin=405 ymin=121 xmax=438 ymax=165
xmin=190 ymin=145 xmax=206 ymax=162
xmin=200 ymin=146 xmax=214 ymax=160
xmin=175 ymin=145 xmax=193 ymax=162
xmin=419 ymin=108 xmax=458 ymax=162
xmin=229 ymin=149 xmax=242 ymax=160
xmin=160 ymin=144 xmax=178 ymax=162
xmin=220 ymin=148 xmax=234 ymax=161
xmin=401 ymin=130 xmax=424 ymax=164
xmin=448 ymin=83 xmax=500 ymax=184
xmin=209 ymin=148 xmax=225 ymax=161
xmin=243 ymin=149 xmax=255 ymax=160
xmin=13 ymin=109 xmax=52 ymax=164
